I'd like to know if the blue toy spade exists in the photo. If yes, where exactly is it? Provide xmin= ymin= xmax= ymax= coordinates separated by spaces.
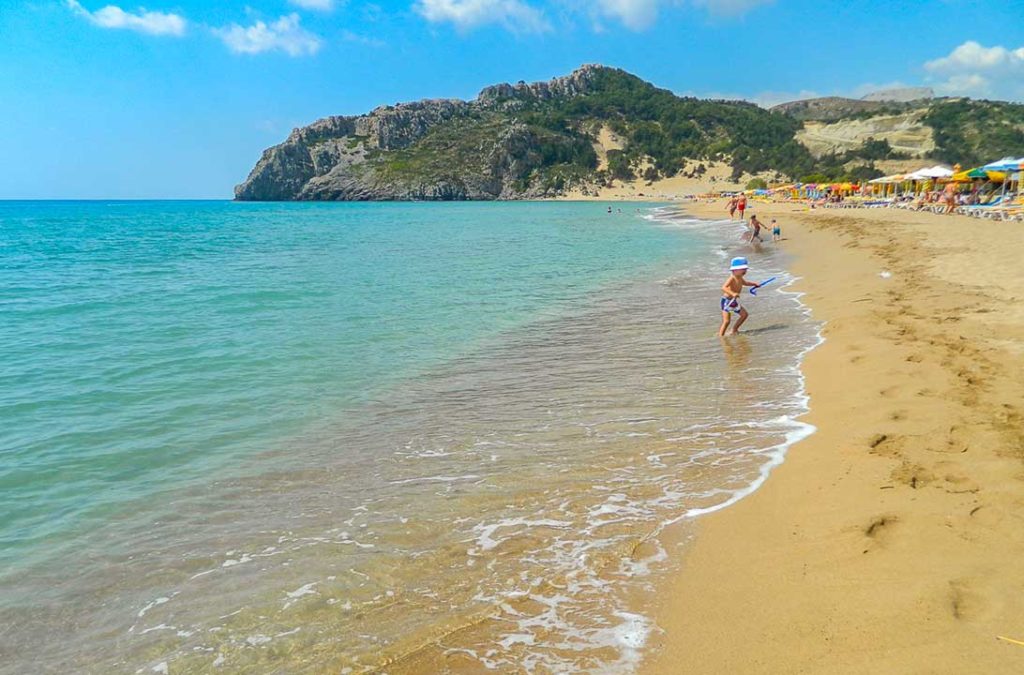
xmin=749 ymin=276 xmax=777 ymax=296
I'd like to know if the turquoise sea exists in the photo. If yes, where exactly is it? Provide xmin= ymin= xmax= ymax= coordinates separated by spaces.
xmin=0 ymin=200 xmax=818 ymax=673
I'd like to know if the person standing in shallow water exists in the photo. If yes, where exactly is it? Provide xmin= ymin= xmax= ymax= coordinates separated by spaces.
xmin=719 ymin=257 xmax=762 ymax=336
xmin=748 ymin=214 xmax=764 ymax=243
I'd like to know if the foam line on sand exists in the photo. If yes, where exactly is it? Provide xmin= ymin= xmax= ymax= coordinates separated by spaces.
xmin=642 ymin=201 xmax=1024 ymax=674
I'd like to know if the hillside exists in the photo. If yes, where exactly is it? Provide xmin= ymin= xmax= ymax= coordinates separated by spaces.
xmin=771 ymin=97 xmax=916 ymax=123
xmin=236 ymin=65 xmax=816 ymax=201
xmin=772 ymin=95 xmax=1024 ymax=166
xmin=792 ymin=111 xmax=936 ymax=158
xmin=236 ymin=67 xmax=1024 ymax=201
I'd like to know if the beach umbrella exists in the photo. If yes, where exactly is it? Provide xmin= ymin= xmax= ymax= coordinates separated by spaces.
xmin=952 ymin=167 xmax=982 ymax=181
xmin=980 ymin=158 xmax=1023 ymax=203
xmin=982 ymin=157 xmax=1024 ymax=172
xmin=909 ymin=165 xmax=954 ymax=179
xmin=951 ymin=167 xmax=1007 ymax=182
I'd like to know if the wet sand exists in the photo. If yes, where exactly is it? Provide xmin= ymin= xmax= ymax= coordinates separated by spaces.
xmin=643 ymin=202 xmax=1024 ymax=673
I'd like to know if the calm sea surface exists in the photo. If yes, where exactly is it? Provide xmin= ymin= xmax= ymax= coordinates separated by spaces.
xmin=0 ymin=201 xmax=818 ymax=673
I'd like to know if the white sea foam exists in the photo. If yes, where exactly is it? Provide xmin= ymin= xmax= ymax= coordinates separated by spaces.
xmin=469 ymin=518 xmax=572 ymax=553
xmin=137 ymin=596 xmax=169 ymax=618
xmin=387 ymin=474 xmax=481 ymax=485
xmin=282 ymin=582 xmax=318 ymax=609
xmin=106 ymin=204 xmax=823 ymax=675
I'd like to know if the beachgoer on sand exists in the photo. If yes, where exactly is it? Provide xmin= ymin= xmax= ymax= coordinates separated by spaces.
xmin=737 ymin=195 xmax=747 ymax=219
xmin=719 ymin=257 xmax=763 ymax=336
xmin=727 ymin=197 xmax=738 ymax=219
xmin=771 ymin=219 xmax=781 ymax=242
xmin=944 ymin=184 xmax=957 ymax=214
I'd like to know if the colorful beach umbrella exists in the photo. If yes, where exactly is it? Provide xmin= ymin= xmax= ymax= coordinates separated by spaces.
xmin=951 ymin=167 xmax=1007 ymax=182
xmin=982 ymin=157 xmax=1024 ymax=172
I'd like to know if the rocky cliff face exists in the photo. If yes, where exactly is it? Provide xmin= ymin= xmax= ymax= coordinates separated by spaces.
xmin=476 ymin=64 xmax=604 ymax=107
xmin=235 ymin=66 xmax=608 ymax=201
xmin=236 ymin=67 xmax=1024 ymax=200
xmin=236 ymin=100 xmax=472 ymax=201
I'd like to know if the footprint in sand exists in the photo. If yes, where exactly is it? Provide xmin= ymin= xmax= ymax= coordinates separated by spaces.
xmin=948 ymin=578 xmax=992 ymax=622
xmin=868 ymin=433 xmax=904 ymax=458
xmin=862 ymin=514 xmax=899 ymax=553
xmin=890 ymin=461 xmax=934 ymax=490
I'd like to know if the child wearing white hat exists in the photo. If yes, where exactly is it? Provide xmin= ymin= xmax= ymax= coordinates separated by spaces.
xmin=719 ymin=257 xmax=763 ymax=336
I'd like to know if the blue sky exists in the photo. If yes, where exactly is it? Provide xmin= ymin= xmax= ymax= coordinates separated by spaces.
xmin=2 ymin=0 xmax=1023 ymax=198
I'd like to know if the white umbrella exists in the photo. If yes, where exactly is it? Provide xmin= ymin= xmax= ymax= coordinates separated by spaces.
xmin=922 ymin=165 xmax=953 ymax=178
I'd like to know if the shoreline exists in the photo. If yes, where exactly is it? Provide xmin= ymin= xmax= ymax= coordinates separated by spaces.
xmin=641 ymin=201 xmax=1024 ymax=673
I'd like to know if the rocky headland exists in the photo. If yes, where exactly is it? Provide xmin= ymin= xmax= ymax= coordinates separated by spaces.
xmin=235 ymin=66 xmax=1024 ymax=201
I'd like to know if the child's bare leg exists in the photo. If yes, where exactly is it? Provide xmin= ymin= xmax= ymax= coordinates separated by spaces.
xmin=718 ymin=311 xmax=731 ymax=337
xmin=730 ymin=308 xmax=749 ymax=334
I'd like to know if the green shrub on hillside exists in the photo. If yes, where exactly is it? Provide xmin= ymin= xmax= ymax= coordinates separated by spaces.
xmin=924 ymin=99 xmax=1024 ymax=165
xmin=522 ymin=68 xmax=818 ymax=181
xmin=606 ymin=150 xmax=634 ymax=180
xmin=378 ymin=70 xmax=1024 ymax=193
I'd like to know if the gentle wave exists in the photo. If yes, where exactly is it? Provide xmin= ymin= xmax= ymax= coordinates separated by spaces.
xmin=0 ymin=201 xmax=820 ymax=673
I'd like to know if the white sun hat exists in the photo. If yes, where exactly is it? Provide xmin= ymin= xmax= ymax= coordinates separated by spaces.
xmin=729 ymin=256 xmax=749 ymax=271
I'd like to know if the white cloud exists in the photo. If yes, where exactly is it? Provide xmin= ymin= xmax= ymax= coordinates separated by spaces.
xmin=341 ymin=30 xmax=386 ymax=47
xmin=288 ymin=0 xmax=338 ymax=11
xmin=924 ymin=40 xmax=1024 ymax=99
xmin=585 ymin=0 xmax=771 ymax=32
xmin=591 ymin=0 xmax=659 ymax=30
xmin=214 ymin=14 xmax=322 ymax=56
xmin=414 ymin=0 xmax=551 ymax=33
xmin=925 ymin=41 xmax=1024 ymax=73
xmin=66 ymin=0 xmax=186 ymax=36
xmin=691 ymin=0 xmax=774 ymax=16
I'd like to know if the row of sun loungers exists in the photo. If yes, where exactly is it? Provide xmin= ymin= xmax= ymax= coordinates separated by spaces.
xmin=816 ymin=196 xmax=1024 ymax=221
xmin=956 ymin=198 xmax=1024 ymax=221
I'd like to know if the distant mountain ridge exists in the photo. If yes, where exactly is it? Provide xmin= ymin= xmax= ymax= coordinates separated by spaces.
xmin=770 ymin=93 xmax=1024 ymax=165
xmin=861 ymin=87 xmax=934 ymax=103
xmin=769 ymin=97 xmax=918 ymax=123
xmin=235 ymin=66 xmax=1024 ymax=201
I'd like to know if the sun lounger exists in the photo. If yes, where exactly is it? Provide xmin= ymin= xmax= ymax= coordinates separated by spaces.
xmin=958 ymin=196 xmax=1009 ymax=218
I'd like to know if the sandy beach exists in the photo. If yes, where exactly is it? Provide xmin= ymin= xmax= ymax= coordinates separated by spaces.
xmin=639 ymin=200 xmax=1024 ymax=673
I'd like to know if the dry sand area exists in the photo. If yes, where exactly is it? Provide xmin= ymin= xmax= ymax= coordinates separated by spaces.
xmin=556 ymin=160 xmax=755 ymax=200
xmin=643 ymin=202 xmax=1024 ymax=673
